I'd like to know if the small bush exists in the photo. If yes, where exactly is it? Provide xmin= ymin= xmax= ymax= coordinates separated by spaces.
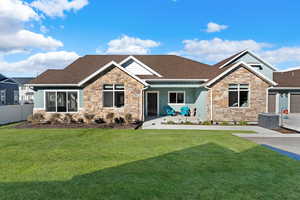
xmin=182 ymin=121 xmax=194 ymax=125
xmin=166 ymin=120 xmax=176 ymax=125
xmin=49 ymin=113 xmax=61 ymax=124
xmin=125 ymin=113 xmax=133 ymax=123
xmin=202 ymin=121 xmax=212 ymax=125
xmin=77 ymin=118 xmax=84 ymax=123
xmin=239 ymin=121 xmax=248 ymax=126
xmin=106 ymin=113 xmax=114 ymax=124
xmin=63 ymin=114 xmax=74 ymax=124
xmin=84 ymin=113 xmax=95 ymax=124
xmin=30 ymin=113 xmax=44 ymax=123
xmin=220 ymin=121 xmax=230 ymax=126
xmin=94 ymin=117 xmax=105 ymax=124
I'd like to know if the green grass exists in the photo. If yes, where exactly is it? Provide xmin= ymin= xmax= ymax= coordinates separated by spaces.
xmin=0 ymin=128 xmax=299 ymax=200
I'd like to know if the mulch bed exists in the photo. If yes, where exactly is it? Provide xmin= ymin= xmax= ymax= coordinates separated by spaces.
xmin=14 ymin=122 xmax=142 ymax=129
xmin=272 ymin=127 xmax=298 ymax=134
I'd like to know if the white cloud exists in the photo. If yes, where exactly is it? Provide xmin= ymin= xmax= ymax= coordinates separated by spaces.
xmin=0 ymin=29 xmax=63 ymax=53
xmin=0 ymin=0 xmax=63 ymax=53
xmin=31 ymin=0 xmax=89 ymax=17
xmin=99 ymin=35 xmax=160 ymax=54
xmin=259 ymin=47 xmax=300 ymax=65
xmin=0 ymin=51 xmax=79 ymax=74
xmin=205 ymin=22 xmax=228 ymax=33
xmin=0 ymin=0 xmax=39 ymax=22
xmin=179 ymin=37 xmax=270 ymax=62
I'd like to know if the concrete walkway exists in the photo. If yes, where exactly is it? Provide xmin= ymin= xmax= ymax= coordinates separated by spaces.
xmin=282 ymin=114 xmax=300 ymax=132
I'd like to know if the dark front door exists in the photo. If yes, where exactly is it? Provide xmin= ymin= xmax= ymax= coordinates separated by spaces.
xmin=147 ymin=92 xmax=158 ymax=116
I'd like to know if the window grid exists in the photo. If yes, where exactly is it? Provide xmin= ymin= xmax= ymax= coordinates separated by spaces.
xmin=168 ymin=91 xmax=185 ymax=104
xmin=228 ymin=84 xmax=249 ymax=108
xmin=45 ymin=91 xmax=78 ymax=113
xmin=103 ymin=84 xmax=125 ymax=108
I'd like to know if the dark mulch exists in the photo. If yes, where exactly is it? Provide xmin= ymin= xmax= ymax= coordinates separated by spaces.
xmin=272 ymin=127 xmax=298 ymax=134
xmin=14 ymin=122 xmax=141 ymax=129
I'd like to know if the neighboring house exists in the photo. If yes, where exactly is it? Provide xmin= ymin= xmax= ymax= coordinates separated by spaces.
xmin=12 ymin=77 xmax=35 ymax=104
xmin=0 ymin=74 xmax=19 ymax=105
xmin=28 ymin=50 xmax=300 ymax=122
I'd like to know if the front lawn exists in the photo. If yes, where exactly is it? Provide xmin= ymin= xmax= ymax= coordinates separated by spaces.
xmin=0 ymin=128 xmax=299 ymax=200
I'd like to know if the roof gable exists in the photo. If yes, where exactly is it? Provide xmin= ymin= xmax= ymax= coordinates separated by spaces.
xmin=207 ymin=61 xmax=277 ymax=87
xmin=119 ymin=56 xmax=162 ymax=77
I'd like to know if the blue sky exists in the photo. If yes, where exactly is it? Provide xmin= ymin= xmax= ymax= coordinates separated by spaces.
xmin=1 ymin=0 xmax=300 ymax=77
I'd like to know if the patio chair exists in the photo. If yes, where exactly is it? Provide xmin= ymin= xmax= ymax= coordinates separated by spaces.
xmin=180 ymin=106 xmax=190 ymax=116
xmin=163 ymin=105 xmax=176 ymax=116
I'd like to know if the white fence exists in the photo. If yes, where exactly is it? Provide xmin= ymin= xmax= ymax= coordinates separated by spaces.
xmin=0 ymin=104 xmax=33 ymax=125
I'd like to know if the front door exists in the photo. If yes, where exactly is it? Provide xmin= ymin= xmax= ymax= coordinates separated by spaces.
xmin=147 ymin=92 xmax=158 ymax=116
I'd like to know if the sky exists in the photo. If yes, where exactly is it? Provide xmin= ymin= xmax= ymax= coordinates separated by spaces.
xmin=1 ymin=0 xmax=300 ymax=77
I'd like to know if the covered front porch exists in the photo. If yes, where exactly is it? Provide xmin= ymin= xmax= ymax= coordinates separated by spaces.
xmin=143 ymin=81 xmax=209 ymax=121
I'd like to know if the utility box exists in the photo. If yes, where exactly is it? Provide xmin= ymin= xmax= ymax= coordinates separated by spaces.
xmin=258 ymin=113 xmax=279 ymax=129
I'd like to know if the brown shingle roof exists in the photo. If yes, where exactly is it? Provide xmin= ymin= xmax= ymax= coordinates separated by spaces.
xmin=29 ymin=55 xmax=223 ymax=85
xmin=274 ymin=69 xmax=300 ymax=87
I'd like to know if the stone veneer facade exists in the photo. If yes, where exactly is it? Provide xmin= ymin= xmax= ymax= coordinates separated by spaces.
xmin=207 ymin=66 xmax=270 ymax=122
xmin=82 ymin=66 xmax=144 ymax=120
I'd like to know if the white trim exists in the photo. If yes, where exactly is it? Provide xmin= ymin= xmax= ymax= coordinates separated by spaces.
xmin=218 ymin=50 xmax=247 ymax=69
xmin=288 ymin=92 xmax=291 ymax=113
xmin=219 ymin=50 xmax=278 ymax=71
xmin=207 ymin=61 xmax=278 ymax=87
xmin=44 ymin=90 xmax=80 ymax=113
xmin=119 ymin=56 xmax=163 ymax=77
xmin=228 ymin=84 xmax=250 ymax=108
xmin=150 ymin=84 xmax=204 ymax=88
xmin=270 ymin=87 xmax=300 ymax=90
xmin=143 ymin=79 xmax=208 ymax=82
xmin=167 ymin=91 xmax=185 ymax=105
xmin=27 ymin=84 xmax=78 ymax=87
xmin=247 ymin=50 xmax=278 ymax=71
xmin=145 ymin=91 xmax=159 ymax=116
xmin=78 ymin=61 xmax=149 ymax=86
xmin=276 ymin=93 xmax=280 ymax=113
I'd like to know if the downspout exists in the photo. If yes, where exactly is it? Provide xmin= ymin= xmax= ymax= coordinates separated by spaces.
xmin=140 ymin=86 xmax=149 ymax=121
xmin=204 ymin=85 xmax=212 ymax=122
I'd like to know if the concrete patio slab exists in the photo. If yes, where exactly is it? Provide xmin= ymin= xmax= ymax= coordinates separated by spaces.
xmin=282 ymin=113 xmax=300 ymax=133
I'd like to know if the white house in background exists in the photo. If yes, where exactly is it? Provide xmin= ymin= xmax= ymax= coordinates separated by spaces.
xmin=12 ymin=77 xmax=35 ymax=104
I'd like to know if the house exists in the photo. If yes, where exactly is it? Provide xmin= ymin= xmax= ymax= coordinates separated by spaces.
xmin=0 ymin=74 xmax=19 ymax=105
xmin=12 ymin=77 xmax=35 ymax=104
xmin=28 ymin=50 xmax=300 ymax=123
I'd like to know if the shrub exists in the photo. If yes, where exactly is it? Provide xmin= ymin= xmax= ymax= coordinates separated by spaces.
xmin=239 ymin=121 xmax=248 ymax=126
xmin=166 ymin=120 xmax=176 ymax=125
xmin=77 ymin=118 xmax=84 ymax=123
xmin=106 ymin=113 xmax=114 ymax=124
xmin=63 ymin=114 xmax=74 ymax=124
xmin=220 ymin=121 xmax=230 ymax=126
xmin=125 ymin=113 xmax=133 ymax=124
xmin=202 ymin=121 xmax=212 ymax=125
xmin=94 ymin=117 xmax=105 ymax=124
xmin=182 ymin=121 xmax=194 ymax=125
xmin=84 ymin=113 xmax=95 ymax=124
xmin=31 ymin=113 xmax=44 ymax=123
xmin=49 ymin=113 xmax=61 ymax=124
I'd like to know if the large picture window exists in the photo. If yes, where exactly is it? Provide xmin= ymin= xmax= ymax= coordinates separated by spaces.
xmin=45 ymin=91 xmax=78 ymax=112
xmin=103 ymin=84 xmax=124 ymax=108
xmin=228 ymin=84 xmax=249 ymax=108
xmin=168 ymin=91 xmax=185 ymax=104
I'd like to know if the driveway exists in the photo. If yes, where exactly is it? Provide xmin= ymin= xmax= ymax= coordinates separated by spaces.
xmin=282 ymin=113 xmax=300 ymax=132
xmin=245 ymin=137 xmax=300 ymax=155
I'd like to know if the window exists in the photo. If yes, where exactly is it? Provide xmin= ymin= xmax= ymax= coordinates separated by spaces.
xmin=228 ymin=84 xmax=249 ymax=108
xmin=168 ymin=91 xmax=185 ymax=104
xmin=13 ymin=90 xmax=19 ymax=104
xmin=103 ymin=84 xmax=124 ymax=108
xmin=0 ymin=90 xmax=6 ymax=105
xmin=45 ymin=91 xmax=78 ymax=112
